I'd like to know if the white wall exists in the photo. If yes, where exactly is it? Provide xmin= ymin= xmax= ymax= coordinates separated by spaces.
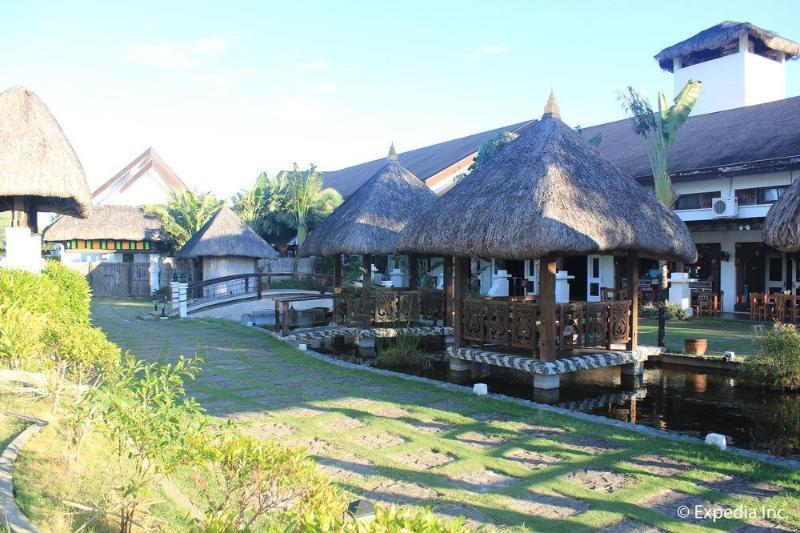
xmin=202 ymin=256 xmax=257 ymax=280
xmin=95 ymin=167 xmax=174 ymax=206
xmin=674 ymin=50 xmax=786 ymax=115
xmin=692 ymin=229 xmax=762 ymax=313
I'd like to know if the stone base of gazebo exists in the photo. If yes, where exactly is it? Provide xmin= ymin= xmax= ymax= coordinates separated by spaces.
xmin=282 ymin=325 xmax=454 ymax=357
xmin=447 ymin=345 xmax=651 ymax=392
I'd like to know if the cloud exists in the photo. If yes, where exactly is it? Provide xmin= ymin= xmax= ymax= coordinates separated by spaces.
xmin=293 ymin=59 xmax=331 ymax=72
xmin=463 ymin=44 xmax=510 ymax=62
xmin=126 ymin=36 xmax=230 ymax=67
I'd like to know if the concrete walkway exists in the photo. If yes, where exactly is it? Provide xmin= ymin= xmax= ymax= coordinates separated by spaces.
xmin=91 ymin=299 xmax=797 ymax=532
xmin=189 ymin=289 xmax=332 ymax=322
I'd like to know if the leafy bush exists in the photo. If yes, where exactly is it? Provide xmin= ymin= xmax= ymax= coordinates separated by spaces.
xmin=43 ymin=260 xmax=91 ymax=324
xmin=376 ymin=332 xmax=423 ymax=368
xmin=741 ymin=322 xmax=800 ymax=390
xmin=291 ymin=504 xmax=463 ymax=532
xmin=639 ymin=301 xmax=689 ymax=321
xmin=269 ymin=277 xmax=327 ymax=292
xmin=0 ymin=307 xmax=45 ymax=367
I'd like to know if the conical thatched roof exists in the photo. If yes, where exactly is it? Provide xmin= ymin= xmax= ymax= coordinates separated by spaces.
xmin=299 ymin=145 xmax=437 ymax=257
xmin=0 ymin=86 xmax=91 ymax=218
xmin=763 ymin=180 xmax=800 ymax=253
xmin=398 ymin=94 xmax=697 ymax=263
xmin=655 ymin=21 xmax=800 ymax=72
xmin=176 ymin=204 xmax=278 ymax=259
xmin=42 ymin=206 xmax=166 ymax=242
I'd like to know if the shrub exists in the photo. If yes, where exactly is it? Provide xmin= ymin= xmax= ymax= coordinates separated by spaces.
xmin=376 ymin=332 xmax=423 ymax=368
xmin=740 ymin=322 xmax=800 ymax=390
xmin=43 ymin=260 xmax=91 ymax=324
xmin=291 ymin=504 xmax=463 ymax=532
xmin=0 ymin=306 xmax=45 ymax=368
xmin=639 ymin=301 xmax=689 ymax=321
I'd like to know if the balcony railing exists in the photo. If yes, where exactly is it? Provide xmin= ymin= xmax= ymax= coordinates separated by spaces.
xmin=459 ymin=296 xmax=632 ymax=357
xmin=333 ymin=288 xmax=446 ymax=327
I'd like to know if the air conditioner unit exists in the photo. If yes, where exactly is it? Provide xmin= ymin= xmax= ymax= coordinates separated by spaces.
xmin=712 ymin=197 xmax=738 ymax=218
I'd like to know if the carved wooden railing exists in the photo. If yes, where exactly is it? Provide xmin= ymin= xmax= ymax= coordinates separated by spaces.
xmin=334 ymin=288 xmax=445 ymax=327
xmin=459 ymin=297 xmax=632 ymax=357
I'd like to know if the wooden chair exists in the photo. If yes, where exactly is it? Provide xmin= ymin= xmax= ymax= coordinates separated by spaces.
xmin=601 ymin=287 xmax=627 ymax=301
xmin=785 ymin=295 xmax=800 ymax=324
xmin=764 ymin=293 xmax=784 ymax=322
xmin=750 ymin=293 xmax=765 ymax=321
xmin=692 ymin=291 xmax=720 ymax=317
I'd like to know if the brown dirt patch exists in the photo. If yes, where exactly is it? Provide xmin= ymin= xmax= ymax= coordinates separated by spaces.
xmin=700 ymin=475 xmax=786 ymax=500
xmin=504 ymin=491 xmax=590 ymax=519
xmin=330 ymin=396 xmax=379 ymax=410
xmin=364 ymin=480 xmax=442 ymax=504
xmin=561 ymin=469 xmax=636 ymax=493
xmin=472 ymin=412 xmax=519 ymax=423
xmin=407 ymin=419 xmax=454 ymax=434
xmin=371 ymin=405 xmax=409 ymax=418
xmin=452 ymin=469 xmax=518 ymax=493
xmin=518 ymin=423 xmax=568 ymax=438
xmin=434 ymin=504 xmax=498 ymax=530
xmin=242 ymin=421 xmax=295 ymax=439
xmin=454 ymin=431 xmax=506 ymax=449
xmin=394 ymin=449 xmax=454 ymax=469
xmin=504 ymin=448 xmax=561 ymax=469
xmin=623 ymin=454 xmax=694 ymax=477
xmin=603 ymin=518 xmax=661 ymax=532
xmin=638 ymin=489 xmax=730 ymax=524
xmin=318 ymin=415 xmax=365 ymax=432
xmin=278 ymin=406 xmax=328 ymax=418
xmin=355 ymin=432 xmax=407 ymax=449
xmin=291 ymin=436 xmax=337 ymax=456
xmin=316 ymin=455 xmax=376 ymax=481
xmin=561 ymin=435 xmax=624 ymax=454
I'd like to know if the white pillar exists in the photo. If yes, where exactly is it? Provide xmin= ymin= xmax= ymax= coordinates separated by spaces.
xmin=149 ymin=254 xmax=160 ymax=293
xmin=178 ymin=282 xmax=188 ymax=318
xmin=720 ymin=234 xmax=737 ymax=313
xmin=0 ymin=227 xmax=45 ymax=272
xmin=487 ymin=269 xmax=510 ymax=297
xmin=668 ymin=272 xmax=694 ymax=316
xmin=555 ymin=271 xmax=573 ymax=303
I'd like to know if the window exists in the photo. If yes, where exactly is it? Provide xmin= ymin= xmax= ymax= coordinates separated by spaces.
xmin=591 ymin=257 xmax=600 ymax=278
xmin=736 ymin=186 xmax=787 ymax=206
xmin=674 ymin=192 xmax=717 ymax=210
xmin=769 ymin=257 xmax=784 ymax=282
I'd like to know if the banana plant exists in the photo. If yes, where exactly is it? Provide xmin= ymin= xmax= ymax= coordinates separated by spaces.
xmin=619 ymin=80 xmax=702 ymax=207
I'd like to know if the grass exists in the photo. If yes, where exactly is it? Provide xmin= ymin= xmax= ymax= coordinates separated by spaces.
xmin=82 ymin=299 xmax=800 ymax=531
xmin=639 ymin=317 xmax=759 ymax=355
xmin=0 ymin=390 xmax=192 ymax=532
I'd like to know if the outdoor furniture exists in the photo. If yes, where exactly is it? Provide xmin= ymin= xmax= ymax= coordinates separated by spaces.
xmin=691 ymin=290 xmax=721 ymax=317
xmin=764 ymin=293 xmax=784 ymax=322
xmin=601 ymin=287 xmax=628 ymax=301
xmin=750 ymin=292 xmax=765 ymax=321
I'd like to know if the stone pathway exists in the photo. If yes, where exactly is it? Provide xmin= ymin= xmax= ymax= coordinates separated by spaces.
xmin=92 ymin=300 xmax=798 ymax=532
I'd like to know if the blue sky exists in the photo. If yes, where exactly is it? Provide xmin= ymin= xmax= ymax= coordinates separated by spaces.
xmin=3 ymin=1 xmax=799 ymax=196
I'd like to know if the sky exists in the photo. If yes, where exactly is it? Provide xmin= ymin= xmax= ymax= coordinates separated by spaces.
xmin=2 ymin=1 xmax=799 ymax=197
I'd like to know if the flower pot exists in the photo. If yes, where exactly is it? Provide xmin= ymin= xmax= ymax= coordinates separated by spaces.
xmin=685 ymin=338 xmax=708 ymax=355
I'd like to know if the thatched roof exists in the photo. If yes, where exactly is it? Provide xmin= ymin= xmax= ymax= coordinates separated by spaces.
xmin=42 ymin=206 xmax=166 ymax=242
xmin=299 ymin=145 xmax=438 ymax=257
xmin=176 ymin=204 xmax=278 ymax=259
xmin=655 ymin=21 xmax=800 ymax=72
xmin=0 ymin=86 xmax=91 ymax=218
xmin=397 ymin=93 xmax=697 ymax=263
xmin=763 ymin=179 xmax=800 ymax=253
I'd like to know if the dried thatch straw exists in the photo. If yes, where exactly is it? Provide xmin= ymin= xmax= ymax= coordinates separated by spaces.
xmin=42 ymin=206 xmax=166 ymax=242
xmin=176 ymin=204 xmax=278 ymax=259
xmin=763 ymin=179 xmax=800 ymax=253
xmin=0 ymin=86 xmax=91 ymax=218
xmin=398 ymin=92 xmax=697 ymax=263
xmin=299 ymin=145 xmax=437 ymax=257
xmin=655 ymin=21 xmax=800 ymax=72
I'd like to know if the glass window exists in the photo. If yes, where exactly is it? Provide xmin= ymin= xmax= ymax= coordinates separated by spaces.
xmin=769 ymin=257 xmax=784 ymax=282
xmin=591 ymin=257 xmax=600 ymax=277
xmin=589 ymin=282 xmax=600 ymax=297
xmin=674 ymin=192 xmax=716 ymax=210
xmin=736 ymin=186 xmax=787 ymax=206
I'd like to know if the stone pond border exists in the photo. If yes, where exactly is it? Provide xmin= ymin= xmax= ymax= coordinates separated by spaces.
xmin=267 ymin=329 xmax=800 ymax=471
xmin=0 ymin=410 xmax=46 ymax=533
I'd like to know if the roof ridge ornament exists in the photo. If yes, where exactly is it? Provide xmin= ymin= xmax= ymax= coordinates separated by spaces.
xmin=388 ymin=142 xmax=398 ymax=161
xmin=542 ymin=89 xmax=560 ymax=119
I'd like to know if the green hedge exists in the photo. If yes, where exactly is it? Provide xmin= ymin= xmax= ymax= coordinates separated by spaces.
xmin=0 ymin=261 xmax=118 ymax=377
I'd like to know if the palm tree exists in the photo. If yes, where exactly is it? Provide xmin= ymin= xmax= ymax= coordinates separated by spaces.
xmin=620 ymin=80 xmax=702 ymax=346
xmin=232 ymin=172 xmax=296 ymax=253
xmin=146 ymin=189 xmax=222 ymax=248
xmin=286 ymin=163 xmax=342 ymax=245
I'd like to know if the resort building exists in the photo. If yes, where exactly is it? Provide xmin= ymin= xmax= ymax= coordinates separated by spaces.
xmin=319 ymin=21 xmax=800 ymax=316
xmin=42 ymin=148 xmax=187 ymax=295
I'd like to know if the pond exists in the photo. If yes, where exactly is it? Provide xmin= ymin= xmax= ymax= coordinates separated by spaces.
xmin=313 ymin=339 xmax=800 ymax=459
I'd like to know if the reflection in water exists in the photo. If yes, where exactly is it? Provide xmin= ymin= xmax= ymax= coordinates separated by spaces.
xmin=470 ymin=364 xmax=800 ymax=459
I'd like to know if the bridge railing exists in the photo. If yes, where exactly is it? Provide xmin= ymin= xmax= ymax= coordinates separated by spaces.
xmin=184 ymin=271 xmax=329 ymax=309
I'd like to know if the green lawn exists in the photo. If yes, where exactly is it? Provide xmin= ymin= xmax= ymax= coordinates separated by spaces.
xmin=71 ymin=299 xmax=800 ymax=532
xmin=639 ymin=317 xmax=760 ymax=355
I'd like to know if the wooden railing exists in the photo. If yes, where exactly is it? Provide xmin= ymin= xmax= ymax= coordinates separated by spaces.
xmin=333 ymin=288 xmax=446 ymax=327
xmin=459 ymin=296 xmax=632 ymax=357
xmin=185 ymin=271 xmax=328 ymax=308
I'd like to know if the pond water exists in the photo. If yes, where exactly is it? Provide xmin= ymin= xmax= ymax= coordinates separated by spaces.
xmin=313 ymin=339 xmax=800 ymax=459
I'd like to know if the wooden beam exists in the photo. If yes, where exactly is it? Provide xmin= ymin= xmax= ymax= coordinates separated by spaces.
xmin=626 ymin=252 xmax=639 ymax=351
xmin=443 ymin=256 xmax=453 ymax=327
xmin=538 ymin=258 xmax=557 ymax=361
xmin=362 ymin=253 xmax=372 ymax=327
xmin=408 ymin=254 xmax=419 ymax=289
xmin=11 ymin=197 xmax=36 ymax=233
xmin=333 ymin=254 xmax=342 ymax=294
xmin=453 ymin=257 xmax=469 ymax=348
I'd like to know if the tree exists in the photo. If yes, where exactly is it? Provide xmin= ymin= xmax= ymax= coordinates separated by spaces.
xmin=469 ymin=131 xmax=519 ymax=172
xmin=286 ymin=164 xmax=342 ymax=245
xmin=619 ymin=80 xmax=702 ymax=207
xmin=620 ymin=80 xmax=702 ymax=346
xmin=146 ymin=189 xmax=222 ymax=248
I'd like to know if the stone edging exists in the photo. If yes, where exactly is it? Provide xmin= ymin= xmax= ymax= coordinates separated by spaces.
xmin=448 ymin=346 xmax=643 ymax=376
xmin=0 ymin=412 xmax=46 ymax=533
xmin=265 ymin=330 xmax=800 ymax=471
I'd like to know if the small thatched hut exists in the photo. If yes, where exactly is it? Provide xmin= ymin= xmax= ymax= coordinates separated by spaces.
xmin=763 ymin=178 xmax=800 ymax=253
xmin=0 ymin=86 xmax=91 ymax=225
xmin=398 ymin=92 xmax=697 ymax=366
xmin=176 ymin=204 xmax=278 ymax=281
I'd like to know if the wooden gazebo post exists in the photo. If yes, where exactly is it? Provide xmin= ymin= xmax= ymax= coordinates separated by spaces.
xmin=538 ymin=257 xmax=558 ymax=362
xmin=333 ymin=253 xmax=342 ymax=294
xmin=453 ymin=256 xmax=469 ymax=348
xmin=443 ymin=256 xmax=453 ymax=326
xmin=408 ymin=254 xmax=419 ymax=289
xmin=362 ymin=253 xmax=372 ymax=325
xmin=626 ymin=251 xmax=639 ymax=352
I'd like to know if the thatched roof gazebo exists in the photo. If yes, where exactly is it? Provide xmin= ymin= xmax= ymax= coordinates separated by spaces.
xmin=0 ymin=86 xmax=91 ymax=225
xmin=763 ymin=179 xmax=800 ymax=253
xmin=299 ymin=145 xmax=441 ymax=326
xmin=0 ymin=86 xmax=91 ymax=271
xmin=398 ymin=93 xmax=697 ymax=378
xmin=43 ymin=206 xmax=166 ymax=244
xmin=177 ymin=204 xmax=277 ymax=281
